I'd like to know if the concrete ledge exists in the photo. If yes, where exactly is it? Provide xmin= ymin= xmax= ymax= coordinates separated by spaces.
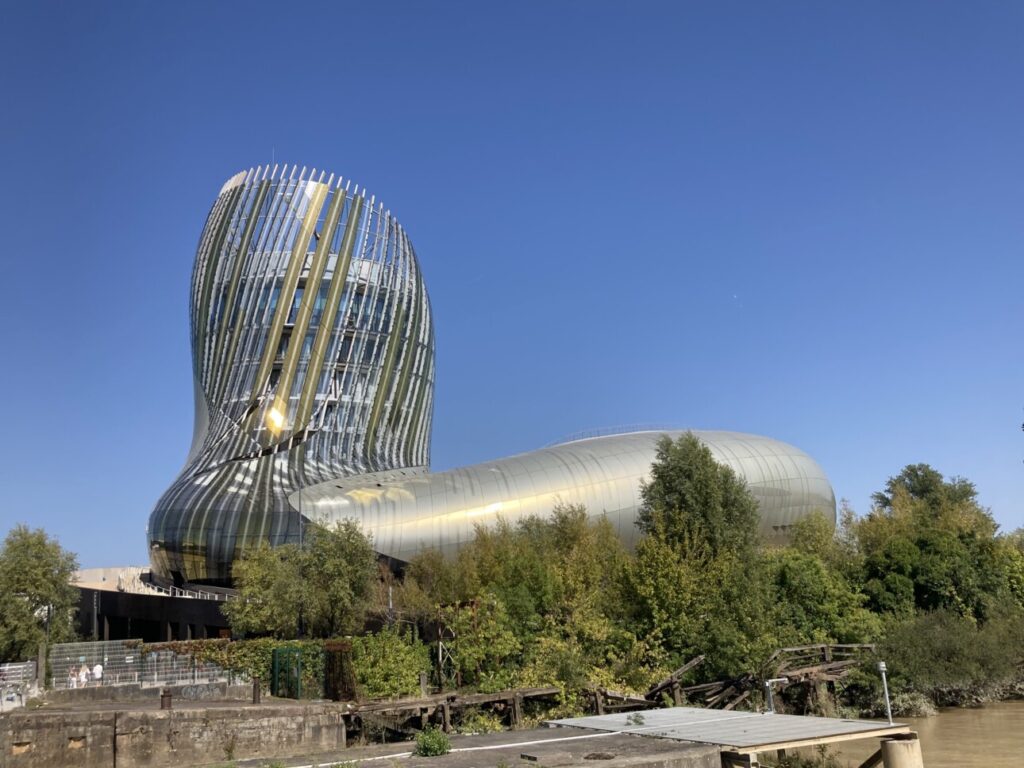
xmin=1 ymin=703 xmax=346 ymax=768
xmin=35 ymin=681 xmax=251 ymax=706
xmin=2 ymin=709 xmax=722 ymax=768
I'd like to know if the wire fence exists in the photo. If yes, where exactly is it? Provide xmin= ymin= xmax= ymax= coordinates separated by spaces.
xmin=0 ymin=660 xmax=36 ymax=686
xmin=49 ymin=639 xmax=243 ymax=690
xmin=0 ymin=661 xmax=37 ymax=712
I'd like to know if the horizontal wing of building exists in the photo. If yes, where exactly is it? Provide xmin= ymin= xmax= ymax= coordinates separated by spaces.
xmin=293 ymin=430 xmax=836 ymax=562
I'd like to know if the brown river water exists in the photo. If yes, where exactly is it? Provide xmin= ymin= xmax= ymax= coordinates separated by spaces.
xmin=830 ymin=700 xmax=1024 ymax=767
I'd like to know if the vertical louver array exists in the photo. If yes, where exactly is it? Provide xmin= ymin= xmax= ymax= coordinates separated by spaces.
xmin=148 ymin=166 xmax=435 ymax=585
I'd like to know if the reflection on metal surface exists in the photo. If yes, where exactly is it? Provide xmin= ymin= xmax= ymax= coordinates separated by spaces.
xmin=149 ymin=166 xmax=434 ymax=585
xmin=149 ymin=166 xmax=835 ymax=587
xmin=294 ymin=430 xmax=836 ymax=563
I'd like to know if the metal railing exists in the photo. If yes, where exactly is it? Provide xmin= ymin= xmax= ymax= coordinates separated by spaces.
xmin=0 ymin=661 xmax=37 ymax=712
xmin=113 ymin=567 xmax=233 ymax=602
xmin=49 ymin=639 xmax=243 ymax=690
xmin=546 ymin=424 xmax=680 ymax=447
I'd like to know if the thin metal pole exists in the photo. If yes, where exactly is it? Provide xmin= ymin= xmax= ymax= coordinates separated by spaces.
xmin=878 ymin=661 xmax=893 ymax=725
xmin=764 ymin=677 xmax=787 ymax=713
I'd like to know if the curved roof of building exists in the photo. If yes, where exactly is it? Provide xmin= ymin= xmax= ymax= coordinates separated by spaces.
xmin=295 ymin=430 xmax=835 ymax=562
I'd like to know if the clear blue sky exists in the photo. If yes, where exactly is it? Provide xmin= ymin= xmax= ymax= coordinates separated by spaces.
xmin=1 ymin=2 xmax=1020 ymax=567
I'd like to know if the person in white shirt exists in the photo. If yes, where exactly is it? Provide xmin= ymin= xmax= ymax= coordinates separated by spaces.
xmin=92 ymin=663 xmax=103 ymax=685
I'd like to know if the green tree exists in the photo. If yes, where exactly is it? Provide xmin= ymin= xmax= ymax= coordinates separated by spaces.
xmin=637 ymin=433 xmax=760 ymax=557
xmin=765 ymin=548 xmax=881 ymax=645
xmin=625 ymin=534 xmax=777 ymax=679
xmin=0 ymin=525 xmax=79 ymax=662
xmin=625 ymin=433 xmax=776 ymax=679
xmin=223 ymin=520 xmax=376 ymax=639
xmin=857 ymin=464 xmax=1018 ymax=620
xmin=221 ymin=543 xmax=306 ymax=638
xmin=441 ymin=592 xmax=521 ymax=691
xmin=871 ymin=464 xmax=981 ymax=520
xmin=303 ymin=520 xmax=378 ymax=637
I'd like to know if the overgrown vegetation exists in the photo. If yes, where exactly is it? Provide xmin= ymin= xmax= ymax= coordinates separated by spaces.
xmin=211 ymin=435 xmax=1023 ymax=715
xmin=223 ymin=520 xmax=377 ymax=639
xmin=350 ymin=625 xmax=432 ymax=698
xmin=6 ymin=432 xmax=1020 ymax=723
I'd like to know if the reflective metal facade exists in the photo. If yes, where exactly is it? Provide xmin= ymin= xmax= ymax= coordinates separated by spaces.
xmin=296 ymin=430 xmax=836 ymax=562
xmin=149 ymin=166 xmax=836 ymax=586
xmin=149 ymin=167 xmax=435 ymax=585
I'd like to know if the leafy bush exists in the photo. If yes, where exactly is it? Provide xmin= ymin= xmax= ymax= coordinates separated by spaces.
xmin=456 ymin=707 xmax=505 ymax=735
xmin=351 ymin=626 xmax=431 ymax=698
xmin=881 ymin=609 xmax=1024 ymax=695
xmin=441 ymin=593 xmax=521 ymax=692
xmin=413 ymin=726 xmax=451 ymax=756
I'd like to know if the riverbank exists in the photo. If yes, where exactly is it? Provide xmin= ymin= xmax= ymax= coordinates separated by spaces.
xmin=833 ymin=699 xmax=1024 ymax=768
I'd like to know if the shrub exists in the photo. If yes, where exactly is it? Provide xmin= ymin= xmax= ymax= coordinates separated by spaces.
xmin=351 ymin=626 xmax=431 ymax=698
xmin=413 ymin=725 xmax=451 ymax=756
xmin=456 ymin=707 xmax=505 ymax=735
xmin=881 ymin=609 xmax=1024 ymax=695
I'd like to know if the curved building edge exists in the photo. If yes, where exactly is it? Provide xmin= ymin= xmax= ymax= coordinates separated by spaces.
xmin=148 ymin=165 xmax=435 ymax=586
xmin=293 ymin=430 xmax=837 ymax=564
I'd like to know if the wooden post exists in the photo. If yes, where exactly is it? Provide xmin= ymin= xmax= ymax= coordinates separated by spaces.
xmin=671 ymin=678 xmax=682 ymax=706
xmin=442 ymin=700 xmax=451 ymax=733
xmin=595 ymin=689 xmax=605 ymax=715
xmin=36 ymin=643 xmax=46 ymax=690
xmin=420 ymin=707 xmax=428 ymax=729
xmin=511 ymin=694 xmax=523 ymax=729
xmin=420 ymin=672 xmax=429 ymax=697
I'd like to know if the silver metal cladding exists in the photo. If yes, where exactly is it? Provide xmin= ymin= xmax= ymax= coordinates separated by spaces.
xmin=293 ymin=430 xmax=837 ymax=563
xmin=148 ymin=167 xmax=435 ymax=585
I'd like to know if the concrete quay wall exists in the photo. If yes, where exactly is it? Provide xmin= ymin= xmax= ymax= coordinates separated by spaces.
xmin=1 ymin=703 xmax=347 ymax=768
xmin=39 ymin=681 xmax=251 ymax=707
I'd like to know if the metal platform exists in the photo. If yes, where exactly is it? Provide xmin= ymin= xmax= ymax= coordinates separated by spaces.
xmin=546 ymin=706 xmax=911 ymax=755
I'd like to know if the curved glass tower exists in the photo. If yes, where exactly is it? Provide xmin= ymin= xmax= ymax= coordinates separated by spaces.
xmin=149 ymin=166 xmax=435 ymax=585
xmin=150 ymin=165 xmax=835 ymax=587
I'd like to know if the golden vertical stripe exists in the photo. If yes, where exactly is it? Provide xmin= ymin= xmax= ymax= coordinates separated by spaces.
xmin=210 ymin=180 xmax=270 ymax=401
xmin=293 ymin=195 xmax=365 ymax=431
xmin=271 ymin=187 xmax=347 ymax=437
xmin=242 ymin=181 xmax=329 ymax=435
xmin=214 ymin=178 xmax=294 ymax=409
